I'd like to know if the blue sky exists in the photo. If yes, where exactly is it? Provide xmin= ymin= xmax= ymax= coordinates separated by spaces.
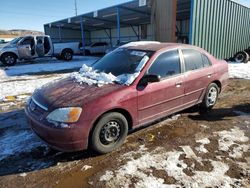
xmin=0 ymin=0 xmax=129 ymax=32
xmin=0 ymin=0 xmax=249 ymax=32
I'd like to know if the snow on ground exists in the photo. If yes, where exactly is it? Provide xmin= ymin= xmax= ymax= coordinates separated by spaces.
xmin=215 ymin=126 xmax=249 ymax=159
xmin=0 ymin=56 xmax=97 ymax=78
xmin=100 ymin=127 xmax=250 ymax=188
xmin=0 ymin=56 xmax=97 ymax=100
xmin=228 ymin=61 xmax=250 ymax=79
xmin=0 ymin=109 xmax=47 ymax=162
xmin=0 ymin=75 xmax=65 ymax=100
xmin=195 ymin=138 xmax=210 ymax=153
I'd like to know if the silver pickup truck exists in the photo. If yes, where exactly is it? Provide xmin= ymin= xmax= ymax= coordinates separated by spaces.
xmin=0 ymin=35 xmax=81 ymax=66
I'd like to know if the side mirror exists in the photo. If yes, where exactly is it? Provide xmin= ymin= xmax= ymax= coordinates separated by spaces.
xmin=140 ymin=74 xmax=161 ymax=85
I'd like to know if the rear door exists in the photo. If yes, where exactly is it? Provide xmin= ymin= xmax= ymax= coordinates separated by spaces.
xmin=181 ymin=49 xmax=214 ymax=106
xmin=137 ymin=49 xmax=185 ymax=124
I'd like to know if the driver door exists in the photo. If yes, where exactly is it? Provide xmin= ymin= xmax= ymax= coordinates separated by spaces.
xmin=17 ymin=37 xmax=34 ymax=59
xmin=137 ymin=50 xmax=185 ymax=125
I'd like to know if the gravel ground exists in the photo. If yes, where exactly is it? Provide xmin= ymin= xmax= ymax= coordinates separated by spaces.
xmin=0 ymin=79 xmax=249 ymax=188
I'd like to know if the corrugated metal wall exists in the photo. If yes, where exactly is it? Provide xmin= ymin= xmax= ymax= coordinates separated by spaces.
xmin=190 ymin=0 xmax=250 ymax=59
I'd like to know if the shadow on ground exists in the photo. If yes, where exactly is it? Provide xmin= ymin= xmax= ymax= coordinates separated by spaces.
xmin=0 ymin=103 xmax=249 ymax=176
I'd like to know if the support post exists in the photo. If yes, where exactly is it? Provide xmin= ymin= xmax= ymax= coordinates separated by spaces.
xmin=116 ymin=7 xmax=120 ymax=44
xmin=189 ymin=0 xmax=194 ymax=44
xmin=109 ymin=29 xmax=112 ymax=46
xmin=80 ymin=16 xmax=86 ymax=56
xmin=58 ymin=26 xmax=62 ymax=42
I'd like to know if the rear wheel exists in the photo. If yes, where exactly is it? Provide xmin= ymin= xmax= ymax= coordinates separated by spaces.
xmin=90 ymin=112 xmax=128 ymax=154
xmin=200 ymin=83 xmax=219 ymax=113
xmin=234 ymin=51 xmax=249 ymax=63
xmin=62 ymin=49 xmax=73 ymax=61
xmin=1 ymin=53 xmax=17 ymax=66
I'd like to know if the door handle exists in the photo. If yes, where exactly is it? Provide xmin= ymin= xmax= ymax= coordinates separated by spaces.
xmin=175 ymin=82 xmax=182 ymax=87
xmin=207 ymin=73 xmax=213 ymax=78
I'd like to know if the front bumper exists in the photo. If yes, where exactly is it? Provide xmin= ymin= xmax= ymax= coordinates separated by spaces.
xmin=25 ymin=104 xmax=88 ymax=152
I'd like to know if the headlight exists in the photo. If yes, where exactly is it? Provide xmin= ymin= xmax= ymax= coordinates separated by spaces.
xmin=46 ymin=107 xmax=82 ymax=123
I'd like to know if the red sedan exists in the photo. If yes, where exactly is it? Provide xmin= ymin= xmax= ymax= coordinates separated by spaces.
xmin=25 ymin=42 xmax=228 ymax=154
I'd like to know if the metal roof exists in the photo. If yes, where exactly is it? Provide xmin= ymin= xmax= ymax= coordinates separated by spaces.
xmin=45 ymin=0 xmax=151 ymax=31
xmin=44 ymin=0 xmax=191 ymax=31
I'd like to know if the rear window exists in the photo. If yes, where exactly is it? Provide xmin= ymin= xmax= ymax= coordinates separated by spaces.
xmin=182 ymin=49 xmax=204 ymax=71
xmin=182 ymin=49 xmax=212 ymax=71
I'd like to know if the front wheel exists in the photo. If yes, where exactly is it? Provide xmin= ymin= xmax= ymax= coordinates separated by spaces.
xmin=90 ymin=112 xmax=128 ymax=154
xmin=1 ymin=53 xmax=17 ymax=66
xmin=200 ymin=83 xmax=219 ymax=113
xmin=62 ymin=49 xmax=73 ymax=61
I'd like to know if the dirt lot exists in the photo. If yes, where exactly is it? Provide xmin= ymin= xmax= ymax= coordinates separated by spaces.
xmin=0 ymin=79 xmax=249 ymax=188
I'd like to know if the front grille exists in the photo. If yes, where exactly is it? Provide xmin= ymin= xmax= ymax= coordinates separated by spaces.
xmin=29 ymin=98 xmax=48 ymax=118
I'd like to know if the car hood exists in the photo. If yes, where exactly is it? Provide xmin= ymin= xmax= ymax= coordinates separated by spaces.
xmin=32 ymin=77 xmax=125 ymax=110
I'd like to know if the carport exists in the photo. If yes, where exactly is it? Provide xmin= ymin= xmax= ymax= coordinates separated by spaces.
xmin=44 ymin=0 xmax=151 ymax=53
xmin=44 ymin=0 xmax=191 ymax=54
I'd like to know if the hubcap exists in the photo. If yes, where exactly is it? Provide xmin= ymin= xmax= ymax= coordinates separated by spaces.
xmin=5 ymin=56 xmax=15 ymax=64
xmin=65 ymin=52 xmax=72 ymax=60
xmin=100 ymin=121 xmax=121 ymax=145
xmin=207 ymin=87 xmax=217 ymax=106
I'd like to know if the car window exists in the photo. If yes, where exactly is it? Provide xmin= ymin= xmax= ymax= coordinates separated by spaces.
xmin=148 ymin=50 xmax=181 ymax=79
xmin=21 ymin=37 xmax=34 ymax=45
xmin=182 ymin=49 xmax=205 ymax=71
xmin=202 ymin=54 xmax=212 ymax=67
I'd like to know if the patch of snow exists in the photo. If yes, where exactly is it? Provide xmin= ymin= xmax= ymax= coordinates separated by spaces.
xmin=19 ymin=173 xmax=27 ymax=177
xmin=0 ymin=56 xmax=97 ymax=78
xmin=81 ymin=165 xmax=92 ymax=171
xmin=100 ymin=171 xmax=114 ymax=181
xmin=215 ymin=126 xmax=249 ymax=159
xmin=0 ymin=75 xmax=64 ymax=99
xmin=215 ymin=126 xmax=249 ymax=151
xmin=72 ymin=64 xmax=117 ymax=87
xmin=100 ymin=146 xmax=242 ymax=188
xmin=122 ymin=41 xmax=161 ymax=48
xmin=228 ymin=61 xmax=250 ymax=79
xmin=195 ymin=138 xmax=210 ymax=153
xmin=0 ymin=129 xmax=46 ymax=161
xmin=200 ymin=124 xmax=209 ymax=129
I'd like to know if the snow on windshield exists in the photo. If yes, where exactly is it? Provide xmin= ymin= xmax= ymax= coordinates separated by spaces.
xmin=72 ymin=55 xmax=149 ymax=87
xmin=72 ymin=64 xmax=117 ymax=87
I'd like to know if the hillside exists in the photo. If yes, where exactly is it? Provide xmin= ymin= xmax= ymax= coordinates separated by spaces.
xmin=0 ymin=29 xmax=44 ymax=38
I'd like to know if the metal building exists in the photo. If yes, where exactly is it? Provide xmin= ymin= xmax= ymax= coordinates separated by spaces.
xmin=44 ymin=0 xmax=250 ymax=59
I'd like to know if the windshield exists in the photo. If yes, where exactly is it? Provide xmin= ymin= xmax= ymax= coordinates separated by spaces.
xmin=72 ymin=48 xmax=154 ymax=87
xmin=93 ymin=48 xmax=153 ymax=76
xmin=9 ymin=37 xmax=23 ymax=44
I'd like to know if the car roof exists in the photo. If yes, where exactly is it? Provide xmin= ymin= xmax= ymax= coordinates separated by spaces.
xmin=122 ymin=41 xmax=203 ymax=52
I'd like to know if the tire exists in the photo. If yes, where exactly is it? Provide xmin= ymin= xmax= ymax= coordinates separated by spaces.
xmin=61 ymin=49 xmax=73 ymax=61
xmin=1 ymin=53 xmax=17 ymax=66
xmin=90 ymin=112 xmax=128 ymax=154
xmin=244 ymin=48 xmax=250 ymax=59
xmin=234 ymin=51 xmax=249 ymax=63
xmin=200 ymin=83 xmax=219 ymax=113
